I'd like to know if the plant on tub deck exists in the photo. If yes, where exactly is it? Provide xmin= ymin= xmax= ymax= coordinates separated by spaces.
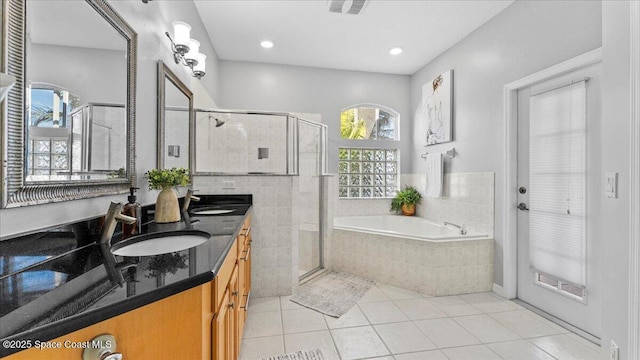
xmin=390 ymin=185 xmax=423 ymax=216
xmin=145 ymin=167 xmax=190 ymax=223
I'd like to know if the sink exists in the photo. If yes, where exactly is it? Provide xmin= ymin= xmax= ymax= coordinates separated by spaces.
xmin=190 ymin=206 xmax=238 ymax=216
xmin=191 ymin=209 xmax=235 ymax=215
xmin=110 ymin=230 xmax=210 ymax=256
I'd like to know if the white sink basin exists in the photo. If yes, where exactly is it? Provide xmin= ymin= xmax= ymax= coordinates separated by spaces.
xmin=111 ymin=230 xmax=210 ymax=256
xmin=191 ymin=209 xmax=235 ymax=215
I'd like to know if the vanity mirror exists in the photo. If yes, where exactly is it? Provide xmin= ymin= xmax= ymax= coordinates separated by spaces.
xmin=157 ymin=61 xmax=193 ymax=171
xmin=1 ymin=0 xmax=137 ymax=207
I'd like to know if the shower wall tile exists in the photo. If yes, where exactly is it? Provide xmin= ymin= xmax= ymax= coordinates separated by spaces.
xmin=193 ymin=175 xmax=296 ymax=297
xmin=195 ymin=113 xmax=287 ymax=173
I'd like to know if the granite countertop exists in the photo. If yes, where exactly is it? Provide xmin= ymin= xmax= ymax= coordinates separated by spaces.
xmin=0 ymin=195 xmax=252 ymax=357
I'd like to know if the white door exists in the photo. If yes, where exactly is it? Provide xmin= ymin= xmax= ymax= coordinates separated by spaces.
xmin=516 ymin=63 xmax=602 ymax=338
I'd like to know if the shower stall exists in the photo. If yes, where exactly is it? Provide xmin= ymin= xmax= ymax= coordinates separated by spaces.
xmin=194 ymin=109 xmax=327 ymax=280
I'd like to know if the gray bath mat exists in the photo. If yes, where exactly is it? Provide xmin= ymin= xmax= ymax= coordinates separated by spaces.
xmin=290 ymin=272 xmax=375 ymax=317
xmin=259 ymin=348 xmax=324 ymax=360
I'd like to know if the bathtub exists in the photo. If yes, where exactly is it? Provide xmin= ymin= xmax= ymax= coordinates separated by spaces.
xmin=333 ymin=215 xmax=487 ymax=242
xmin=330 ymin=215 xmax=494 ymax=296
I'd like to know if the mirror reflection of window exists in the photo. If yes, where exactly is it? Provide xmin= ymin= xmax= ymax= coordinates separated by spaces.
xmin=26 ymin=85 xmax=79 ymax=177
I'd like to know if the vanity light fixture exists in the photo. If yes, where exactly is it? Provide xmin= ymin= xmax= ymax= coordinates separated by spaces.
xmin=165 ymin=21 xmax=207 ymax=79
xmin=389 ymin=46 xmax=404 ymax=55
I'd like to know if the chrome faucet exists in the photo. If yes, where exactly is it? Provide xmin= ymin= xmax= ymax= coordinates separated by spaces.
xmin=444 ymin=221 xmax=467 ymax=235
xmin=182 ymin=189 xmax=201 ymax=212
xmin=99 ymin=202 xmax=137 ymax=246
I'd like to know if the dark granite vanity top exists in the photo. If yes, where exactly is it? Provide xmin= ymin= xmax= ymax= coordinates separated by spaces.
xmin=0 ymin=194 xmax=252 ymax=357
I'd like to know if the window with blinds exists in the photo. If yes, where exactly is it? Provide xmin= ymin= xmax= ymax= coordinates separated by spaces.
xmin=528 ymin=80 xmax=587 ymax=293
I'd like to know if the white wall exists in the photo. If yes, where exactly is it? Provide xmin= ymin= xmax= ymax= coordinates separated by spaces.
xmin=218 ymin=61 xmax=411 ymax=173
xmin=410 ymin=0 xmax=602 ymax=285
xmin=29 ymin=43 xmax=126 ymax=105
xmin=0 ymin=0 xmax=220 ymax=238
xmin=601 ymin=1 xmax=632 ymax=358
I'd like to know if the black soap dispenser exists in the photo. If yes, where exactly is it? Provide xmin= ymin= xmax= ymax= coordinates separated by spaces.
xmin=122 ymin=187 xmax=141 ymax=237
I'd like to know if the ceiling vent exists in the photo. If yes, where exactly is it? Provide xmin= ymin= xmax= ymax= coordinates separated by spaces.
xmin=328 ymin=0 xmax=368 ymax=15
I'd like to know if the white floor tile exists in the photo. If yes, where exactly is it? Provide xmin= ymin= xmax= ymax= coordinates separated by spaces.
xmin=378 ymin=284 xmax=423 ymax=300
xmin=359 ymin=301 xmax=409 ymax=324
xmin=358 ymin=286 xmax=391 ymax=303
xmin=324 ymin=305 xmax=370 ymax=329
xmin=394 ymin=298 xmax=447 ymax=320
xmin=454 ymin=314 xmax=521 ymax=343
xmin=489 ymin=310 xmax=566 ymax=338
xmin=282 ymin=308 xmax=328 ymax=334
xmin=239 ymin=335 xmax=284 ymax=360
xmin=373 ymin=321 xmax=437 ymax=353
xmin=427 ymin=296 xmax=482 ymax=317
xmin=487 ymin=339 xmax=556 ymax=360
xmin=284 ymin=330 xmax=340 ymax=360
xmin=414 ymin=318 xmax=481 ymax=348
xmin=393 ymin=350 xmax=449 ymax=360
xmin=529 ymin=334 xmax=602 ymax=360
xmin=280 ymin=295 xmax=305 ymax=310
xmin=442 ymin=344 xmax=503 ymax=360
xmin=330 ymin=326 xmax=391 ymax=360
xmin=458 ymin=292 xmax=524 ymax=313
xmin=243 ymin=310 xmax=283 ymax=338
xmin=240 ymin=289 xmax=602 ymax=360
xmin=248 ymin=296 xmax=281 ymax=313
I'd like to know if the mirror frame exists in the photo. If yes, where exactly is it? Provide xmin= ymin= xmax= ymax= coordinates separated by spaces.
xmin=157 ymin=60 xmax=193 ymax=172
xmin=1 ymin=0 xmax=137 ymax=208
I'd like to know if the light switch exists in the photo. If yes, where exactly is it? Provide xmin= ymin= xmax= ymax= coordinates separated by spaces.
xmin=606 ymin=172 xmax=618 ymax=199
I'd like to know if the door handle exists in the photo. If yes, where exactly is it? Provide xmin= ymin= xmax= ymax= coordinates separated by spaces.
xmin=517 ymin=202 xmax=529 ymax=211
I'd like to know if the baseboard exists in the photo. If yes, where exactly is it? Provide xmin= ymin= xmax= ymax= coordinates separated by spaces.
xmin=492 ymin=283 xmax=507 ymax=298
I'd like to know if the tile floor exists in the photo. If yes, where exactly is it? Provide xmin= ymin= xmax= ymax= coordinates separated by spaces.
xmin=239 ymin=284 xmax=603 ymax=360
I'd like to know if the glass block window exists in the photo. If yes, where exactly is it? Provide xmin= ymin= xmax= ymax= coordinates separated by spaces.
xmin=340 ymin=106 xmax=397 ymax=140
xmin=28 ymin=138 xmax=69 ymax=175
xmin=339 ymin=148 xmax=398 ymax=198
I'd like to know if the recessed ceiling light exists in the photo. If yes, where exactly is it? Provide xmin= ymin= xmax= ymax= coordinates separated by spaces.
xmin=389 ymin=46 xmax=403 ymax=55
xmin=261 ymin=40 xmax=275 ymax=49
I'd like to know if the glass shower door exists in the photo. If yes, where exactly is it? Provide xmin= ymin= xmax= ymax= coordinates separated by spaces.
xmin=297 ymin=119 xmax=325 ymax=279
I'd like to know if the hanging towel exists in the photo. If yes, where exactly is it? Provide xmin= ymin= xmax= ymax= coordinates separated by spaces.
xmin=425 ymin=153 xmax=443 ymax=198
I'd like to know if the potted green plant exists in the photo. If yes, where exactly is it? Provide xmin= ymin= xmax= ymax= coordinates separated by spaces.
xmin=390 ymin=185 xmax=423 ymax=216
xmin=145 ymin=167 xmax=190 ymax=223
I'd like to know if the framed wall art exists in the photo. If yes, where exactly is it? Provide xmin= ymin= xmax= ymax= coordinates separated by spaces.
xmin=421 ymin=69 xmax=453 ymax=145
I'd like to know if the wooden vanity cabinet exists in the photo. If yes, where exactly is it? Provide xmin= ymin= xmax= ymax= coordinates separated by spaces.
xmin=4 ymin=215 xmax=252 ymax=360
xmin=3 ymin=283 xmax=213 ymax=360
xmin=238 ymin=214 xmax=252 ymax=338
xmin=213 ymin=214 xmax=252 ymax=360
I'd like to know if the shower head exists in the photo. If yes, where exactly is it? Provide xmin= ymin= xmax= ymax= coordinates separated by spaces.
xmin=207 ymin=114 xmax=225 ymax=127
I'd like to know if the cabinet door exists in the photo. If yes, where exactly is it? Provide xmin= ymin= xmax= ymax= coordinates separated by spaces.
xmin=245 ymin=242 xmax=252 ymax=296
xmin=213 ymin=287 xmax=232 ymax=360
xmin=4 ymin=284 xmax=211 ymax=360
xmin=229 ymin=265 xmax=240 ymax=360
xmin=214 ymin=264 xmax=240 ymax=360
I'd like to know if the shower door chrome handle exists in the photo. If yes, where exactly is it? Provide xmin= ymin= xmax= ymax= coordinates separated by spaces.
xmin=517 ymin=202 xmax=530 ymax=211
